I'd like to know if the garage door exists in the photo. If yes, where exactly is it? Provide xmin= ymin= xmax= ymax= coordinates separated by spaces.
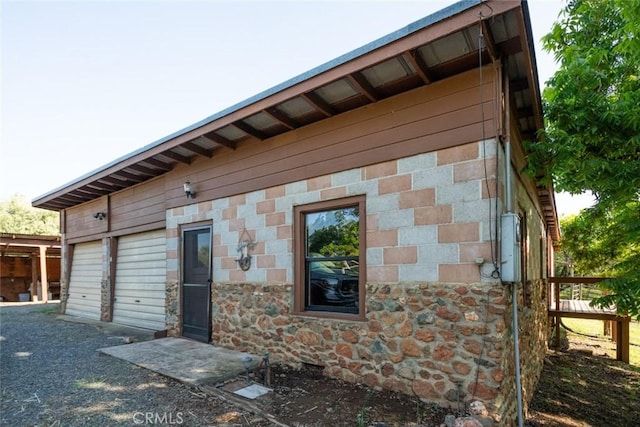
xmin=66 ymin=240 xmax=103 ymax=320
xmin=113 ymin=230 xmax=166 ymax=331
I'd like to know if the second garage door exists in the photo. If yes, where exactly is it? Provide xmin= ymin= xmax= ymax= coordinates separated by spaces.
xmin=113 ymin=230 xmax=167 ymax=331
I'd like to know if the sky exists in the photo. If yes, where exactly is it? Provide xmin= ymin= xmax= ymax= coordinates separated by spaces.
xmin=1 ymin=0 xmax=586 ymax=215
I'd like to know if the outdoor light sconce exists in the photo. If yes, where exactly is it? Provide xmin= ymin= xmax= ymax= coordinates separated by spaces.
xmin=183 ymin=181 xmax=196 ymax=199
xmin=93 ymin=212 xmax=106 ymax=220
xmin=236 ymin=228 xmax=256 ymax=271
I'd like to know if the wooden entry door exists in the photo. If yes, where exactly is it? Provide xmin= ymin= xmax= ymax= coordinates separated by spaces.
xmin=182 ymin=226 xmax=212 ymax=342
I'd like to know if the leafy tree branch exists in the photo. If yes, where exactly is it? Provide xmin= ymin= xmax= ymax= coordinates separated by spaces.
xmin=526 ymin=0 xmax=640 ymax=319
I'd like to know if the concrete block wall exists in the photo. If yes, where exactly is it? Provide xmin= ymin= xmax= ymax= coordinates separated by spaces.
xmin=164 ymin=139 xmax=549 ymax=424
xmin=165 ymin=139 xmax=500 ymax=288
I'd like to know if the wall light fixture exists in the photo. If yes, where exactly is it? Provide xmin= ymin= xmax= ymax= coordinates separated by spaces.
xmin=184 ymin=181 xmax=196 ymax=199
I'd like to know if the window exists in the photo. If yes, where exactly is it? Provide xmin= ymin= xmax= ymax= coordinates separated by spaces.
xmin=294 ymin=196 xmax=366 ymax=319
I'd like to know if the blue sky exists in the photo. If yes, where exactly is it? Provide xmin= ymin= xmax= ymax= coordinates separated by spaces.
xmin=1 ymin=0 xmax=583 ymax=213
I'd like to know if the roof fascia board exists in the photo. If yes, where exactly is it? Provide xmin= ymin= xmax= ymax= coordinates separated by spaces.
xmin=34 ymin=0 xmax=524 ymax=207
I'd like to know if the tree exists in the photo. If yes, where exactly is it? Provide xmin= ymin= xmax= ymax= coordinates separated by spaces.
xmin=558 ymin=207 xmax=639 ymax=319
xmin=526 ymin=0 xmax=640 ymax=319
xmin=308 ymin=208 xmax=359 ymax=257
xmin=0 ymin=194 xmax=60 ymax=235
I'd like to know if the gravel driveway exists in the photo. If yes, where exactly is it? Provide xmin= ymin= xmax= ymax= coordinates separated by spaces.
xmin=0 ymin=303 xmax=265 ymax=426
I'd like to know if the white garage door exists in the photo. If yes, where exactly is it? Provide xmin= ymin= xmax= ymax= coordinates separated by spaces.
xmin=113 ymin=230 xmax=166 ymax=331
xmin=66 ymin=240 xmax=103 ymax=320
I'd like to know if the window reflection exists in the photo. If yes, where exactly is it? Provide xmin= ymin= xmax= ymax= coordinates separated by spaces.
xmin=304 ymin=206 xmax=360 ymax=313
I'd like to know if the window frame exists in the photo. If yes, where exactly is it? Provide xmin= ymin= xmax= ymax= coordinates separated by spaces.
xmin=293 ymin=195 xmax=366 ymax=321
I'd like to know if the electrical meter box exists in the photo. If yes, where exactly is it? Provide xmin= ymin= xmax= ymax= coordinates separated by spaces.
xmin=501 ymin=213 xmax=521 ymax=282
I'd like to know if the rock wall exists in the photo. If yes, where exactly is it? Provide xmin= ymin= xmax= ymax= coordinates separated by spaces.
xmin=210 ymin=281 xmax=510 ymax=412
xmin=496 ymin=279 xmax=548 ymax=425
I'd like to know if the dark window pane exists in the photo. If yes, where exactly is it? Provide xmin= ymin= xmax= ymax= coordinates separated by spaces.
xmin=184 ymin=229 xmax=210 ymax=284
xmin=303 ymin=205 xmax=360 ymax=314
xmin=307 ymin=260 xmax=359 ymax=313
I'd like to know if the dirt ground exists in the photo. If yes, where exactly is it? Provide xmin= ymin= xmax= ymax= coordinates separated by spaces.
xmin=212 ymin=363 xmax=452 ymax=427
xmin=4 ymin=304 xmax=638 ymax=426
xmin=526 ymin=333 xmax=640 ymax=427
xmin=205 ymin=333 xmax=640 ymax=427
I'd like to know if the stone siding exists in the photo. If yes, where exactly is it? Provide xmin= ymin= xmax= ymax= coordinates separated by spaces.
xmin=164 ymin=139 xmax=550 ymax=424
xmin=211 ymin=281 xmax=508 ymax=408
xmin=498 ymin=278 xmax=548 ymax=425
xmin=100 ymin=237 xmax=111 ymax=322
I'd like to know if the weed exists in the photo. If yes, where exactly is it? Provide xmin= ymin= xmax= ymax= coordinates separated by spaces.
xmin=356 ymin=388 xmax=374 ymax=427
xmin=356 ymin=405 xmax=367 ymax=427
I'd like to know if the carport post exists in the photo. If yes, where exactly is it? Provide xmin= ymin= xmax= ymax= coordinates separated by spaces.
xmin=39 ymin=246 xmax=48 ymax=303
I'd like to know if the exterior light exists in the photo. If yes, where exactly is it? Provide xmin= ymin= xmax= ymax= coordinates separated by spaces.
xmin=184 ymin=181 xmax=196 ymax=199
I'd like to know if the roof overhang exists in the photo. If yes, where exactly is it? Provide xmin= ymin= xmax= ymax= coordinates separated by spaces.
xmin=1 ymin=233 xmax=62 ymax=256
xmin=33 ymin=0 xmax=556 ymax=236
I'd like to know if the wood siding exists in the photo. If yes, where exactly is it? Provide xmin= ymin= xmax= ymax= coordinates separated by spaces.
xmin=65 ymin=197 xmax=108 ymax=241
xmin=62 ymin=67 xmax=496 ymax=242
xmin=109 ymin=176 xmax=167 ymax=232
xmin=65 ymin=177 xmax=166 ymax=243
xmin=166 ymin=67 xmax=497 ymax=209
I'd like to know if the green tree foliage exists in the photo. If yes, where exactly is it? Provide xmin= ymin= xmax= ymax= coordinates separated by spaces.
xmin=0 ymin=195 xmax=60 ymax=235
xmin=558 ymin=206 xmax=640 ymax=319
xmin=308 ymin=208 xmax=359 ymax=257
xmin=526 ymin=0 xmax=640 ymax=319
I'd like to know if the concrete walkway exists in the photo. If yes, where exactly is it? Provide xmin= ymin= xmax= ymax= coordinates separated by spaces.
xmin=57 ymin=310 xmax=262 ymax=386
xmin=99 ymin=337 xmax=261 ymax=385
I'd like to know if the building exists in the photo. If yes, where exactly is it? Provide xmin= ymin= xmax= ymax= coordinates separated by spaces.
xmin=33 ymin=1 xmax=558 ymax=423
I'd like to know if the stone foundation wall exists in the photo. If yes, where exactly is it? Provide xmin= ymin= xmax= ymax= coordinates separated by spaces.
xmin=165 ymin=279 xmax=181 ymax=336
xmin=211 ymin=280 xmax=510 ymax=413
xmin=99 ymin=278 xmax=110 ymax=322
xmin=496 ymin=279 xmax=548 ymax=425
xmin=100 ymin=237 xmax=111 ymax=322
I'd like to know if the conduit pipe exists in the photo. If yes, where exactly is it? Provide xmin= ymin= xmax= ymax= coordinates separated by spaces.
xmin=504 ymin=140 xmax=524 ymax=427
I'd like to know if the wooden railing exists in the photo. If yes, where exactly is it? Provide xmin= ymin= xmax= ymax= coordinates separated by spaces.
xmin=548 ymin=277 xmax=630 ymax=363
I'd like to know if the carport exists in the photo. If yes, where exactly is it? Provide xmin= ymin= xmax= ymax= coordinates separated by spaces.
xmin=0 ymin=233 xmax=61 ymax=302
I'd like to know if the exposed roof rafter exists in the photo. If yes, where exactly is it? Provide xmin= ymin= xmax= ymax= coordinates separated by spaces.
xmin=233 ymin=121 xmax=267 ymax=140
xmin=497 ymin=36 xmax=522 ymax=56
xmin=143 ymin=157 xmax=173 ymax=171
xmin=347 ymin=73 xmax=378 ymax=102
xmin=162 ymin=150 xmax=192 ymax=165
xmin=202 ymin=132 xmax=237 ymax=150
xmin=127 ymin=163 xmax=164 ymax=177
xmin=480 ymin=19 xmax=499 ymax=61
xmin=79 ymin=185 xmax=111 ymax=196
xmin=182 ymin=141 xmax=213 ymax=158
xmin=510 ymin=78 xmax=529 ymax=91
xmin=264 ymin=108 xmax=299 ymax=130
xmin=402 ymin=50 xmax=433 ymax=85
xmin=98 ymin=176 xmax=129 ymax=188
xmin=113 ymin=170 xmax=146 ymax=183
xmin=57 ymin=193 xmax=88 ymax=204
xmin=301 ymin=92 xmax=336 ymax=117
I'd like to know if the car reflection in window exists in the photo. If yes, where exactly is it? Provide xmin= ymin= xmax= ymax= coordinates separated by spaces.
xmin=308 ymin=258 xmax=359 ymax=309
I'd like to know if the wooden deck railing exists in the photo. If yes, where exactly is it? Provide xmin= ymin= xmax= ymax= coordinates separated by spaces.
xmin=548 ymin=277 xmax=630 ymax=363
